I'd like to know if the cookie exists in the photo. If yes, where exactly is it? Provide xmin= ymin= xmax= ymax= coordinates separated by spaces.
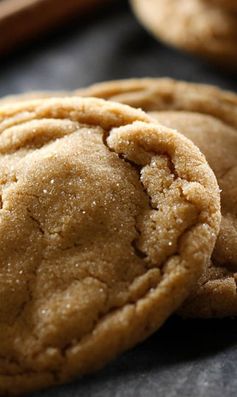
xmin=78 ymin=77 xmax=237 ymax=317
xmin=130 ymin=0 xmax=237 ymax=68
xmin=0 ymin=97 xmax=220 ymax=395
xmin=0 ymin=0 xmax=108 ymax=55
xmin=151 ymin=111 xmax=237 ymax=317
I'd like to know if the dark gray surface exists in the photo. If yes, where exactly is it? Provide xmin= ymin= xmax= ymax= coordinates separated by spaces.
xmin=1 ymin=1 xmax=237 ymax=396
xmin=33 ymin=317 xmax=237 ymax=397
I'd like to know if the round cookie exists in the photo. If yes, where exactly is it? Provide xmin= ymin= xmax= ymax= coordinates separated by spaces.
xmin=77 ymin=77 xmax=237 ymax=317
xmin=130 ymin=0 xmax=237 ymax=68
xmin=2 ymin=78 xmax=237 ymax=128
xmin=0 ymin=97 xmax=220 ymax=395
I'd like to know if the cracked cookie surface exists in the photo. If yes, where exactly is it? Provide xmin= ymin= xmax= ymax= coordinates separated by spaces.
xmin=77 ymin=78 xmax=237 ymax=317
xmin=130 ymin=0 xmax=237 ymax=68
xmin=0 ymin=97 xmax=220 ymax=395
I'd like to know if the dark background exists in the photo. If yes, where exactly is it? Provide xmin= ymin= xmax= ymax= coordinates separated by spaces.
xmin=0 ymin=1 xmax=236 ymax=95
xmin=2 ymin=1 xmax=237 ymax=396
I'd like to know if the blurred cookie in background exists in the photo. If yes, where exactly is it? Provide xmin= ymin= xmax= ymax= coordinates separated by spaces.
xmin=0 ymin=0 xmax=110 ymax=55
xmin=130 ymin=0 xmax=237 ymax=70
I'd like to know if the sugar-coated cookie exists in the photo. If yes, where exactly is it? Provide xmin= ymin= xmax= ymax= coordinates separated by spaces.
xmin=0 ymin=97 xmax=220 ymax=394
xmin=78 ymin=78 xmax=237 ymax=317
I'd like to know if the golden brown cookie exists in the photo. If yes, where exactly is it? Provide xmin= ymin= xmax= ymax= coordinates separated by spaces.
xmin=0 ymin=97 xmax=220 ymax=395
xmin=151 ymin=111 xmax=237 ymax=317
xmin=78 ymin=77 xmax=237 ymax=317
xmin=130 ymin=0 xmax=237 ymax=68
xmin=3 ymin=78 xmax=237 ymax=127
